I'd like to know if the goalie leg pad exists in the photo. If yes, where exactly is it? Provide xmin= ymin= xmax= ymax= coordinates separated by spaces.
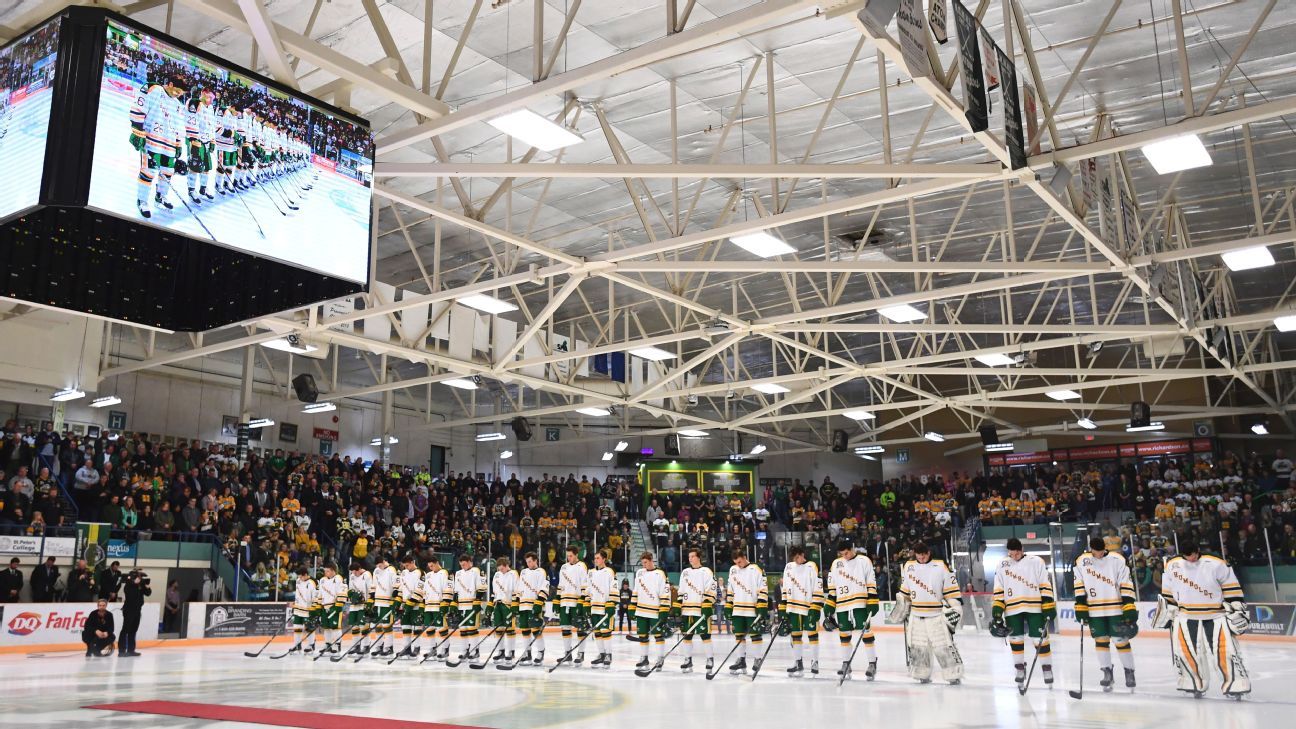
xmin=1172 ymin=618 xmax=1208 ymax=693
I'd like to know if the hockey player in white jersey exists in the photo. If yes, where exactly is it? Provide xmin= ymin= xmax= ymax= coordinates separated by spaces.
xmin=1156 ymin=540 xmax=1250 ymax=699
xmin=214 ymin=104 xmax=239 ymax=194
xmin=182 ymin=87 xmax=217 ymax=204
xmin=369 ymin=555 xmax=399 ymax=656
xmin=826 ymin=541 xmax=879 ymax=680
xmin=556 ymin=546 xmax=590 ymax=666
xmin=346 ymin=562 xmax=374 ymax=655
xmin=780 ymin=546 xmax=823 ymax=677
xmin=420 ymin=556 xmax=451 ymax=660
xmin=991 ymin=538 xmax=1056 ymax=686
xmin=316 ymin=563 xmax=345 ymax=653
xmin=587 ymin=549 xmax=618 ymax=668
xmin=515 ymin=552 xmax=548 ymax=665
xmin=289 ymin=566 xmax=320 ymax=653
xmin=1073 ymin=536 xmax=1139 ymax=689
xmin=632 ymin=551 xmax=673 ymax=672
xmin=895 ymin=541 xmax=963 ymax=684
xmin=129 ymin=72 xmax=187 ymax=219
xmin=452 ymin=554 xmax=486 ymax=662
xmin=675 ymin=547 xmax=717 ymax=674
xmin=395 ymin=555 xmax=424 ymax=657
xmin=726 ymin=550 xmax=769 ymax=675
xmin=489 ymin=557 xmax=520 ymax=663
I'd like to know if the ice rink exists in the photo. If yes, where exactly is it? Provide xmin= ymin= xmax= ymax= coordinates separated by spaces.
xmin=85 ymin=83 xmax=370 ymax=283
xmin=0 ymin=87 xmax=52 ymax=219
xmin=5 ymin=628 xmax=1293 ymax=728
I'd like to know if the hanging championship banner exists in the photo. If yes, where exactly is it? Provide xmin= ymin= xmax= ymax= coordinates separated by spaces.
xmin=930 ymin=0 xmax=949 ymax=44
xmin=996 ymin=44 xmax=1027 ymax=170
xmin=1080 ymin=157 xmax=1097 ymax=216
xmin=858 ymin=0 xmax=902 ymax=37
xmin=1023 ymin=81 xmax=1040 ymax=154
xmin=897 ymin=0 xmax=933 ymax=78
xmin=1121 ymin=192 xmax=1141 ymax=252
xmin=980 ymin=28 xmax=1000 ymax=91
xmin=951 ymin=0 xmax=989 ymax=132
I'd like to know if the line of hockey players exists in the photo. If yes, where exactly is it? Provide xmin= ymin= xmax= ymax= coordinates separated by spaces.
xmin=128 ymin=72 xmax=316 ymax=221
xmin=283 ymin=534 xmax=1254 ymax=699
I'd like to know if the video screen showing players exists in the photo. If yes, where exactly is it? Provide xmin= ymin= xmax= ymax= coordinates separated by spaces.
xmin=0 ymin=18 xmax=58 ymax=221
xmin=87 ymin=20 xmax=373 ymax=284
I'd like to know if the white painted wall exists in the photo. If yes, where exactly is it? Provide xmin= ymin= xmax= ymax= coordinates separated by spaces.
xmin=0 ymin=307 xmax=102 ymax=393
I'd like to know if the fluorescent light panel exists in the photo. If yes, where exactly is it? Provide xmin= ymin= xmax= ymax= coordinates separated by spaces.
xmin=878 ymin=304 xmax=926 ymax=322
xmin=487 ymin=109 xmax=584 ymax=152
xmin=974 ymin=353 xmax=1016 ymax=367
xmin=576 ymin=407 xmax=610 ymax=417
xmin=50 ymin=389 xmax=85 ymax=402
xmin=678 ymin=429 xmax=709 ymax=438
xmin=859 ymin=454 xmax=877 ymax=461
xmin=749 ymin=444 xmax=767 ymax=455
xmin=302 ymin=402 xmax=336 ymax=413
xmin=442 ymin=378 xmax=478 ymax=390
xmin=458 ymin=293 xmax=518 ymax=315
xmin=729 ymin=231 xmax=796 ymax=258
xmin=246 ymin=418 xmax=274 ymax=429
xmin=89 ymin=396 xmax=121 ymax=408
xmin=1076 ymin=417 xmax=1097 ymax=430
xmin=262 ymin=338 xmax=318 ymax=354
xmin=601 ymin=452 xmax=614 ymax=461
xmin=369 ymin=436 xmax=399 ymax=445
xmin=614 ymin=441 xmax=629 ymax=452
xmin=1251 ymin=424 xmax=1269 ymax=435
xmin=751 ymin=383 xmax=790 ymax=395
xmin=924 ymin=432 xmax=945 ymax=442
xmin=1047 ymin=389 xmax=1082 ymax=401
xmin=476 ymin=432 xmax=507 ymax=441
xmin=628 ymin=346 xmax=675 ymax=362
xmin=1221 ymin=246 xmax=1275 ymax=272
xmin=843 ymin=409 xmax=876 ymax=420
xmin=1274 ymin=314 xmax=1296 ymax=332
xmin=500 ymin=450 xmax=514 ymax=459
xmin=1141 ymin=134 xmax=1212 ymax=175
xmin=854 ymin=445 xmax=884 ymax=454
xmin=985 ymin=442 xmax=1015 ymax=452
xmin=1126 ymin=422 xmax=1165 ymax=433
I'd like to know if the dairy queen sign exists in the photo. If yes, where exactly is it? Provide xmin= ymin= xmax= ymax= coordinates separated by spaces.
xmin=0 ymin=602 xmax=160 ymax=647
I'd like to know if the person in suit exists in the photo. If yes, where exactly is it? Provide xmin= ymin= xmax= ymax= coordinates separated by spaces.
xmin=67 ymin=559 xmax=96 ymax=602
xmin=1 ymin=558 xmax=22 ymax=602
xmin=30 ymin=556 xmax=59 ymax=602
xmin=82 ymin=599 xmax=115 ymax=657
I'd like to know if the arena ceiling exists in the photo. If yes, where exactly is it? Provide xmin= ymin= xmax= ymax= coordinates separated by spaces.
xmin=8 ymin=0 xmax=1296 ymax=457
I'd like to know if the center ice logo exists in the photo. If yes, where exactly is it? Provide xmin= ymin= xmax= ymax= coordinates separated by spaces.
xmin=7 ymin=612 xmax=42 ymax=636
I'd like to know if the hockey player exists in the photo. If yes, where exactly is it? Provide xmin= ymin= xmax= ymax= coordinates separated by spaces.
xmin=129 ymin=72 xmax=187 ymax=219
xmin=826 ymin=541 xmax=879 ymax=680
xmin=1073 ymin=536 xmax=1138 ymax=690
xmin=452 ymin=554 xmax=486 ymax=661
xmin=781 ymin=546 xmax=823 ymax=677
xmin=183 ymin=87 xmax=217 ymax=203
xmin=725 ymin=550 xmax=768 ymax=675
xmin=587 ymin=549 xmax=618 ymax=668
xmin=556 ymin=546 xmax=590 ymax=666
xmin=515 ymin=552 xmax=548 ymax=665
xmin=346 ymin=561 xmax=374 ymax=654
xmin=896 ymin=541 xmax=963 ymax=684
xmin=316 ymin=563 xmax=345 ymax=654
xmin=489 ymin=557 xmax=520 ymax=663
xmin=290 ymin=566 xmax=320 ymax=653
xmin=214 ymin=103 xmax=239 ymax=194
xmin=631 ymin=551 xmax=672 ymax=672
xmin=991 ymin=538 xmax=1056 ymax=686
xmin=395 ymin=555 xmax=423 ymax=656
xmin=676 ymin=547 xmax=717 ymax=674
xmin=420 ymin=556 xmax=451 ymax=660
xmin=369 ymin=555 xmax=399 ymax=656
xmin=1156 ymin=540 xmax=1250 ymax=698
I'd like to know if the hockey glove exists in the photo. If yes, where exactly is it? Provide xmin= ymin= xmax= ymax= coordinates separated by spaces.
xmin=1042 ymin=605 xmax=1057 ymax=621
xmin=777 ymin=618 xmax=792 ymax=637
xmin=942 ymin=603 xmax=962 ymax=632
xmin=1111 ymin=619 xmax=1138 ymax=641
xmin=989 ymin=616 xmax=1010 ymax=638
xmin=189 ymin=151 xmax=203 ymax=173
xmin=822 ymin=612 xmax=839 ymax=632
xmin=1224 ymin=601 xmax=1250 ymax=635
xmin=174 ymin=158 xmax=188 ymax=176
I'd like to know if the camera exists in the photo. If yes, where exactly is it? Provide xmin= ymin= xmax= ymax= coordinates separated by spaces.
xmin=129 ymin=569 xmax=151 ymax=586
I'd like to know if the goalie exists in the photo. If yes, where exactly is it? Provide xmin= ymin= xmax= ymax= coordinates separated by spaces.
xmin=1155 ymin=540 xmax=1250 ymax=699
xmin=892 ymin=541 xmax=963 ymax=684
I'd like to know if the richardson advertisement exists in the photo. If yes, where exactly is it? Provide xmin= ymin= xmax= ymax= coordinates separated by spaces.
xmin=203 ymin=603 xmax=289 ymax=638
xmin=1 ymin=602 xmax=160 ymax=647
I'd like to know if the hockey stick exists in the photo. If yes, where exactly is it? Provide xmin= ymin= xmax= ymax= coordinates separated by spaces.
xmin=707 ymin=614 xmax=767 ymax=680
xmin=387 ymin=621 xmax=436 ymax=665
xmin=1018 ymin=628 xmax=1050 ymax=695
xmin=243 ymin=608 xmax=291 ymax=657
xmin=257 ymin=181 xmax=290 ymax=216
xmin=549 ymin=612 xmax=613 ymax=673
xmin=168 ymin=184 xmax=218 ymax=241
xmin=748 ymin=614 xmax=785 ymax=681
xmin=234 ymin=190 xmax=267 ymax=238
xmin=310 ymin=621 xmax=352 ymax=661
xmin=267 ymin=626 xmax=318 ymax=659
xmin=330 ymin=622 xmax=381 ymax=662
xmin=354 ymin=616 xmax=397 ymax=663
xmin=1068 ymin=623 xmax=1087 ymax=700
xmin=263 ymin=173 xmax=299 ymax=211
xmin=495 ymin=620 xmax=551 ymax=671
xmin=423 ymin=608 xmax=481 ymax=665
xmin=836 ymin=621 xmax=873 ymax=687
xmin=469 ymin=628 xmax=507 ymax=669
xmin=267 ymin=175 xmax=300 ymax=208
xmin=635 ymin=614 xmax=708 ymax=678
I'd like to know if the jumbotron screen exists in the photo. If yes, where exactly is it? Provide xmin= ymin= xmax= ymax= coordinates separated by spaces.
xmin=0 ymin=18 xmax=58 ymax=221
xmin=87 ymin=19 xmax=372 ymax=283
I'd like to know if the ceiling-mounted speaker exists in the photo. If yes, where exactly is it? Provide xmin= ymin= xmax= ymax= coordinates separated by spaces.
xmin=291 ymin=373 xmax=319 ymax=403
xmin=511 ymin=417 xmax=533 ymax=441
xmin=831 ymin=429 xmax=848 ymax=452
xmin=979 ymin=425 xmax=999 ymax=446
xmin=665 ymin=434 xmax=680 ymax=456
xmin=1130 ymin=401 xmax=1151 ymax=429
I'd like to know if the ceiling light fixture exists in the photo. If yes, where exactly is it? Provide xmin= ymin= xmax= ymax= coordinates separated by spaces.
xmin=442 ymin=378 xmax=479 ymax=390
xmin=246 ymin=418 xmax=274 ymax=429
xmin=1141 ymin=134 xmax=1212 ymax=174
xmin=974 ymin=353 xmax=1016 ymax=367
xmin=1221 ymin=246 xmax=1275 ymax=272
xmin=1046 ymin=389 xmax=1082 ymax=401
xmin=601 ymin=452 xmax=614 ymax=461
xmin=749 ymin=444 xmax=767 ymax=455
xmin=476 ymin=432 xmax=507 ymax=442
xmin=729 ymin=231 xmax=796 ymax=258
xmin=751 ymin=383 xmax=790 ymax=395
xmin=486 ymin=109 xmax=584 ymax=152
xmin=302 ymin=402 xmax=337 ymax=413
xmin=1076 ymin=417 xmax=1097 ymax=430
xmin=458 ymin=293 xmax=518 ymax=315
xmin=500 ymin=450 xmax=514 ymax=459
xmin=576 ymin=407 xmax=610 ymax=417
xmin=1274 ymin=314 xmax=1296 ymax=332
xmin=89 ymin=395 xmax=122 ymax=408
xmin=628 ymin=346 xmax=676 ymax=362
xmin=985 ymin=442 xmax=1015 ymax=452
xmin=1251 ymin=423 xmax=1269 ymax=435
xmin=859 ymin=454 xmax=877 ymax=461
xmin=262 ymin=337 xmax=318 ymax=354
xmin=843 ymin=409 xmax=876 ymax=420
xmin=923 ymin=432 xmax=945 ymax=442
xmin=50 ymin=389 xmax=85 ymax=402
xmin=854 ymin=445 xmax=884 ymax=454
xmin=1126 ymin=421 xmax=1165 ymax=433
xmin=878 ymin=304 xmax=926 ymax=322
xmin=370 ymin=436 xmax=399 ymax=446
xmin=614 ymin=441 xmax=629 ymax=452
xmin=678 ymin=429 xmax=709 ymax=438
